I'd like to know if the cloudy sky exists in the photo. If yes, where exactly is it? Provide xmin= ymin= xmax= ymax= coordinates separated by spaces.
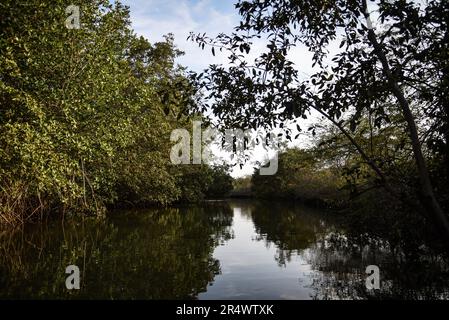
xmin=122 ymin=0 xmax=239 ymax=71
xmin=121 ymin=0 xmax=323 ymax=177
xmin=122 ymin=0 xmax=322 ymax=74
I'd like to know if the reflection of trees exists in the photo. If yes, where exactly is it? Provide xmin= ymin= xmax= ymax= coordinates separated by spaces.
xmin=0 ymin=203 xmax=233 ymax=299
xmin=249 ymin=201 xmax=449 ymax=299
xmin=306 ymin=233 xmax=449 ymax=300
xmin=250 ymin=202 xmax=329 ymax=266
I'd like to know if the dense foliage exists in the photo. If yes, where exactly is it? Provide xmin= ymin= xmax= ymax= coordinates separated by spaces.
xmin=252 ymin=148 xmax=346 ymax=207
xmin=0 ymin=0 xmax=232 ymax=224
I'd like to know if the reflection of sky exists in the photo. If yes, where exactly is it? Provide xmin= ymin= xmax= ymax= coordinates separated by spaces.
xmin=199 ymin=206 xmax=318 ymax=300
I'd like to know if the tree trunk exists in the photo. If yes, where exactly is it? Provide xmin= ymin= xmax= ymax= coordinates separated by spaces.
xmin=363 ymin=6 xmax=449 ymax=243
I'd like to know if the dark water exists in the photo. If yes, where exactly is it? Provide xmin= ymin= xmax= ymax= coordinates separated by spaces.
xmin=1 ymin=200 xmax=448 ymax=299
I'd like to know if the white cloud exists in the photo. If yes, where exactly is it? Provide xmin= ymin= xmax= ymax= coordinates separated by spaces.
xmin=123 ymin=0 xmax=238 ymax=71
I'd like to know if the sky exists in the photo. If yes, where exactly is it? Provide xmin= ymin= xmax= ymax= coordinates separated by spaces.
xmin=121 ymin=0 xmax=325 ymax=177
xmin=122 ymin=0 xmax=239 ymax=71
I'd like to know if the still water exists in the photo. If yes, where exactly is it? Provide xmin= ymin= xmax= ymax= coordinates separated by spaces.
xmin=1 ymin=200 xmax=448 ymax=299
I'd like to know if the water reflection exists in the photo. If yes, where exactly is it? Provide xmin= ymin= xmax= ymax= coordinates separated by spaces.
xmin=1 ymin=200 xmax=448 ymax=299
xmin=306 ymin=230 xmax=449 ymax=299
xmin=0 ymin=203 xmax=233 ymax=299
xmin=241 ymin=201 xmax=449 ymax=300
xmin=199 ymin=202 xmax=321 ymax=300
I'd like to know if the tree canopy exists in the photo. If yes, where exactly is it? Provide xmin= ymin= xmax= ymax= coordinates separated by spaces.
xmin=0 ymin=0 xmax=232 ymax=224
xmin=189 ymin=0 xmax=449 ymax=241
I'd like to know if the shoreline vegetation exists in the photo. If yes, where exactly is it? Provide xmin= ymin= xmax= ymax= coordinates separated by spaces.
xmin=1 ymin=0 xmax=449 ymax=259
xmin=0 ymin=1 xmax=237 ymax=225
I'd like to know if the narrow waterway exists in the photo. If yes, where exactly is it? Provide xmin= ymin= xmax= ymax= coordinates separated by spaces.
xmin=1 ymin=200 xmax=448 ymax=299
